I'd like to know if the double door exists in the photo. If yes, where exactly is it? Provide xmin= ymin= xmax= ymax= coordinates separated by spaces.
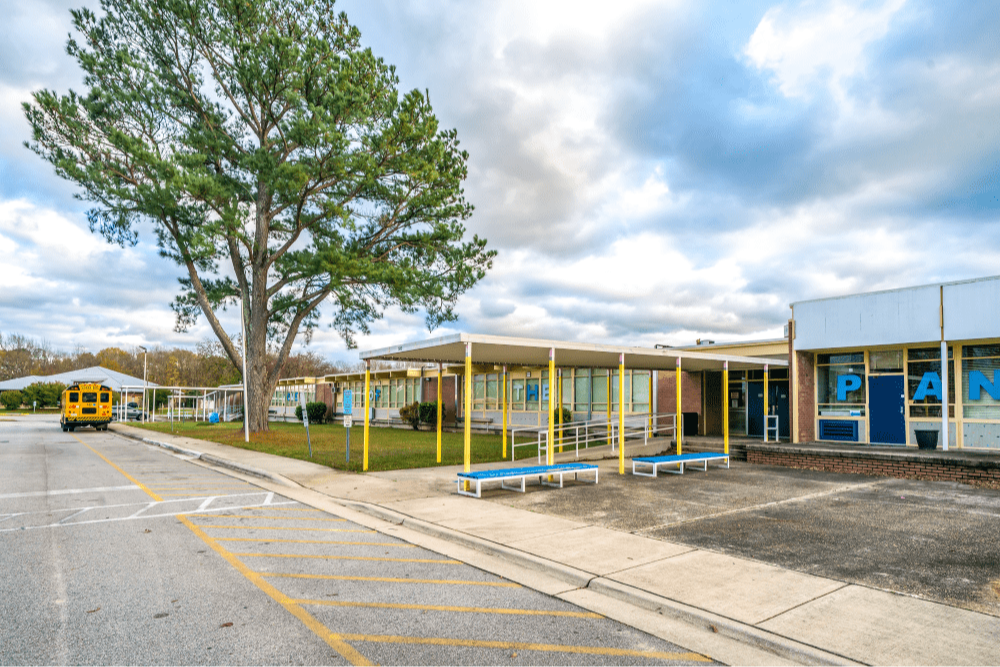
xmin=747 ymin=380 xmax=789 ymax=440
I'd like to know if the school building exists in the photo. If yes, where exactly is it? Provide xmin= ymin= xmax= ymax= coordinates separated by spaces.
xmin=276 ymin=275 xmax=1000 ymax=453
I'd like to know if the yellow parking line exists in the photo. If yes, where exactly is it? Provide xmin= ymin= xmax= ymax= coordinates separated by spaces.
xmin=294 ymin=599 xmax=601 ymax=618
xmin=189 ymin=514 xmax=346 ymax=522
xmin=146 ymin=486 xmax=251 ymax=491
xmin=71 ymin=434 xmax=162 ymax=501
xmin=196 ymin=525 xmax=375 ymax=533
xmin=336 ymin=634 xmax=711 ymax=662
xmin=263 ymin=572 xmax=520 ymax=588
xmin=178 ymin=515 xmax=372 ymax=666
xmin=215 ymin=538 xmax=416 ymax=548
xmin=241 ymin=506 xmax=321 ymax=512
xmin=232 ymin=552 xmax=460 ymax=565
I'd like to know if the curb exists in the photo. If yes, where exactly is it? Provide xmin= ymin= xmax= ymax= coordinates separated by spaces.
xmin=340 ymin=498 xmax=857 ymax=667
xmin=587 ymin=578 xmax=858 ymax=666
xmin=341 ymin=499 xmax=594 ymax=589
xmin=109 ymin=425 xmax=299 ymax=488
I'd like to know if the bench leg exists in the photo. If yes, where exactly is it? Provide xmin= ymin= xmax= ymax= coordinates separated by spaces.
xmin=658 ymin=462 xmax=684 ymax=475
xmin=632 ymin=462 xmax=657 ymax=477
xmin=501 ymin=477 xmax=528 ymax=493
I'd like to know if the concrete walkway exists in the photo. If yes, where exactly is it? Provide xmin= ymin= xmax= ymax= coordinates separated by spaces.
xmin=109 ymin=423 xmax=1000 ymax=666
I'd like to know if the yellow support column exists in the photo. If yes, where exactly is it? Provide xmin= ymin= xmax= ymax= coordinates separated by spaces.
xmin=648 ymin=373 xmax=653 ymax=431
xmin=548 ymin=348 xmax=555 ymax=466
xmin=436 ymin=363 xmax=442 ymax=463
xmin=557 ymin=369 xmax=563 ymax=453
xmin=676 ymin=357 xmax=682 ymax=456
xmin=763 ymin=363 xmax=770 ymax=442
xmin=502 ymin=365 xmax=508 ymax=460
xmin=363 ymin=360 xmax=370 ymax=471
xmin=618 ymin=353 xmax=625 ymax=474
xmin=464 ymin=343 xmax=472 ymax=489
xmin=723 ymin=361 xmax=729 ymax=455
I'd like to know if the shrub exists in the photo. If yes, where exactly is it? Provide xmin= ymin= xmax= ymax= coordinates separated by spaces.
xmin=1 ymin=390 xmax=23 ymax=410
xmin=418 ymin=401 xmax=446 ymax=425
xmin=295 ymin=401 xmax=327 ymax=424
xmin=398 ymin=402 xmax=421 ymax=430
xmin=21 ymin=382 xmax=66 ymax=408
xmin=558 ymin=406 xmax=572 ymax=424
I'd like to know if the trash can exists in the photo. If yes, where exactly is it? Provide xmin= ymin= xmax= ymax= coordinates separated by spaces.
xmin=914 ymin=429 xmax=939 ymax=450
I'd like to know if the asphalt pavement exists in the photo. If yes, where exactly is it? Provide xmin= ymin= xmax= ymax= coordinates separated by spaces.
xmin=0 ymin=416 xmax=712 ymax=666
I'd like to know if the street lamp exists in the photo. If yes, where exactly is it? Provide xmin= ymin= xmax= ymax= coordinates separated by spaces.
xmin=138 ymin=345 xmax=147 ymax=424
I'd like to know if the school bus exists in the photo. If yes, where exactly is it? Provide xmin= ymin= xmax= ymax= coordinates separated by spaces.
xmin=61 ymin=382 xmax=113 ymax=432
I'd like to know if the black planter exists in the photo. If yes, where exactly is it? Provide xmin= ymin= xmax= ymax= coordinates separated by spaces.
xmin=915 ymin=429 xmax=939 ymax=450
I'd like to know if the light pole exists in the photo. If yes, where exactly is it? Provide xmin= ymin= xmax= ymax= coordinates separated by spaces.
xmin=138 ymin=345 xmax=147 ymax=424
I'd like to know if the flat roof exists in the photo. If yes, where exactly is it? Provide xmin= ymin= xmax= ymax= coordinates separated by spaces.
xmin=360 ymin=333 xmax=786 ymax=371
xmin=790 ymin=274 xmax=1000 ymax=307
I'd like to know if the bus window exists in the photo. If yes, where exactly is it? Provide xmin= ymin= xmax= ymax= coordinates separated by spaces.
xmin=100 ymin=393 xmax=110 ymax=402
xmin=82 ymin=392 xmax=98 ymax=402
xmin=69 ymin=392 xmax=79 ymax=402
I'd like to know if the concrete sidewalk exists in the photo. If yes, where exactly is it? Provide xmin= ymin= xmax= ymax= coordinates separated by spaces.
xmin=110 ymin=423 xmax=1000 ymax=666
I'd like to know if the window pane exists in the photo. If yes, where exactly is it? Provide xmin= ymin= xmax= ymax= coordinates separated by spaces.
xmin=962 ymin=355 xmax=1000 ymax=418
xmin=818 ymin=353 xmax=864 ymax=365
xmin=525 ymin=379 xmax=540 ymax=411
xmin=908 ymin=357 xmax=956 ymax=405
xmin=82 ymin=392 xmax=97 ymax=402
xmin=870 ymin=350 xmax=903 ymax=372
xmin=486 ymin=374 xmax=498 ymax=408
xmin=511 ymin=379 xmax=525 ymax=410
xmin=561 ymin=375 xmax=572 ymax=409
xmin=574 ymin=371 xmax=590 ymax=411
xmin=632 ymin=371 xmax=650 ymax=404
xmin=965 ymin=345 xmax=1000 ymax=358
xmin=816 ymin=364 xmax=865 ymax=405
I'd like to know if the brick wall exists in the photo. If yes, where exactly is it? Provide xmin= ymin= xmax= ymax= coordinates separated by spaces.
xmin=424 ymin=375 xmax=457 ymax=424
xmin=748 ymin=447 xmax=1000 ymax=488
xmin=795 ymin=351 xmax=815 ymax=443
xmin=315 ymin=383 xmax=334 ymax=420
xmin=657 ymin=371 xmax=702 ymax=415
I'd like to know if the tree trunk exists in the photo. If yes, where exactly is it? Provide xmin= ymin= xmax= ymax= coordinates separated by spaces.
xmin=246 ymin=261 xmax=273 ymax=433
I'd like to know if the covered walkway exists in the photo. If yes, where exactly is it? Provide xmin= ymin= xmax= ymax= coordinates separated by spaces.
xmin=358 ymin=334 xmax=786 ymax=476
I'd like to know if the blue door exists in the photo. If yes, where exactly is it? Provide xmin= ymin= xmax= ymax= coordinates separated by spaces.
xmin=869 ymin=375 xmax=905 ymax=445
xmin=747 ymin=381 xmax=764 ymax=437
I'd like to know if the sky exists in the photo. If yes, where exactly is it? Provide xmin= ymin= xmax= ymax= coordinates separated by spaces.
xmin=1 ymin=0 xmax=999 ymax=364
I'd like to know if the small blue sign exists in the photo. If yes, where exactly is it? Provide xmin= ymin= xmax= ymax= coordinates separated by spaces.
xmin=343 ymin=389 xmax=353 ymax=413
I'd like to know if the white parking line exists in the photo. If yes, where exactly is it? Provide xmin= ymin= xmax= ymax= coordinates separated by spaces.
xmin=0 ymin=493 xmax=297 ymax=532
xmin=0 ymin=485 xmax=140 ymax=500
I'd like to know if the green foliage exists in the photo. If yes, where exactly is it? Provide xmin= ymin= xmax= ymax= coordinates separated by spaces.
xmin=24 ymin=0 xmax=495 ymax=432
xmin=295 ymin=401 xmax=327 ymax=424
xmin=0 ymin=390 xmax=23 ymax=410
xmin=558 ymin=406 xmax=572 ymax=424
xmin=398 ymin=402 xmax=421 ymax=430
xmin=21 ymin=382 xmax=67 ymax=408
xmin=418 ymin=401 xmax=446 ymax=425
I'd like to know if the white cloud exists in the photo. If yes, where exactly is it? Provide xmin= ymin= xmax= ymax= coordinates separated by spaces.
xmin=745 ymin=0 xmax=907 ymax=100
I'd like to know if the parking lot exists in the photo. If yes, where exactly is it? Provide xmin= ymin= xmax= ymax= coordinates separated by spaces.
xmin=1 ymin=416 xmax=715 ymax=665
xmin=492 ymin=457 xmax=1000 ymax=617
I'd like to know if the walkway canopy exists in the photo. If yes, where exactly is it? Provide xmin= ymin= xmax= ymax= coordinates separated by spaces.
xmin=352 ymin=333 xmax=786 ymax=478
xmin=359 ymin=333 xmax=787 ymax=372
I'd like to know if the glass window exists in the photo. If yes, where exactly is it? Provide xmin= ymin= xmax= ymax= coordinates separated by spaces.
xmin=69 ymin=392 xmax=79 ymax=403
xmin=816 ymin=353 xmax=866 ymax=416
xmin=908 ymin=346 xmax=955 ymax=418
xmin=574 ymin=370 xmax=590 ymax=412
xmin=486 ymin=374 xmax=498 ymax=409
xmin=962 ymin=346 xmax=1000 ymax=419
xmin=870 ymin=350 xmax=903 ymax=373
xmin=393 ymin=379 xmax=405 ymax=407
xmin=473 ymin=374 xmax=485 ymax=410
xmin=82 ymin=392 xmax=98 ymax=403
xmin=511 ymin=379 xmax=525 ymax=410
xmin=100 ymin=393 xmax=109 ymax=403
xmin=592 ymin=369 xmax=608 ymax=412
xmin=525 ymin=378 xmax=540 ymax=411
xmin=561 ymin=373 xmax=572 ymax=409
xmin=767 ymin=368 xmax=789 ymax=380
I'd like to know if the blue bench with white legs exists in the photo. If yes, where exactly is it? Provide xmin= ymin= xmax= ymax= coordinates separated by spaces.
xmin=457 ymin=462 xmax=598 ymax=498
xmin=631 ymin=452 xmax=730 ymax=477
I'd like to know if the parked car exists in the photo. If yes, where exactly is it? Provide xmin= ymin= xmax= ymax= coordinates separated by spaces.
xmin=121 ymin=401 xmax=146 ymax=421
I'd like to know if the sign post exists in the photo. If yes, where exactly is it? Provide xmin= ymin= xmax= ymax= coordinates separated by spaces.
xmin=299 ymin=392 xmax=312 ymax=458
xmin=343 ymin=390 xmax=353 ymax=463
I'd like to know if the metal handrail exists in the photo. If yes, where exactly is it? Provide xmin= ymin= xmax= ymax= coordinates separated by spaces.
xmin=511 ymin=412 xmax=678 ymax=462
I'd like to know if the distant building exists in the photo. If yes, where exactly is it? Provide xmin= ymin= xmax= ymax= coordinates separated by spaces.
xmin=0 ymin=365 xmax=157 ymax=393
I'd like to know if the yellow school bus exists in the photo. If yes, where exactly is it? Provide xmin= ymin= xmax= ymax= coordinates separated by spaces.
xmin=61 ymin=382 xmax=113 ymax=432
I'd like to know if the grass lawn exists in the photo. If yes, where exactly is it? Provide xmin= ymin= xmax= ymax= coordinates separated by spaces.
xmin=131 ymin=420 xmax=553 ymax=472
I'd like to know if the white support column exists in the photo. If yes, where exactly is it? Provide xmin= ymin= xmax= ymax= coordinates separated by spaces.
xmin=941 ymin=339 xmax=949 ymax=451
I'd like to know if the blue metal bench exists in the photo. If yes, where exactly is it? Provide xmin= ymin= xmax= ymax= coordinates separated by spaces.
xmin=632 ymin=452 xmax=730 ymax=477
xmin=457 ymin=462 xmax=598 ymax=498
